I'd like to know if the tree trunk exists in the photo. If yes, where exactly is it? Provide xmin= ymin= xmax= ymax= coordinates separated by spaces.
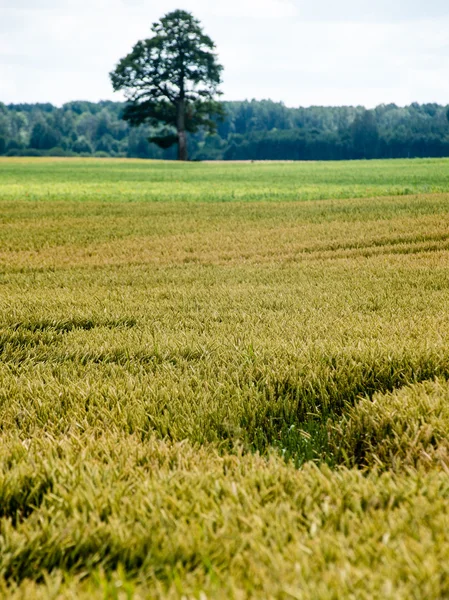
xmin=176 ymin=98 xmax=188 ymax=161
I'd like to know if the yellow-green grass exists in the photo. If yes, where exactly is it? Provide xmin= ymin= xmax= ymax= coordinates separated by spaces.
xmin=2 ymin=435 xmax=449 ymax=599
xmin=1 ymin=157 xmax=449 ymax=598
xmin=2 ymin=156 xmax=449 ymax=204
xmin=330 ymin=378 xmax=449 ymax=470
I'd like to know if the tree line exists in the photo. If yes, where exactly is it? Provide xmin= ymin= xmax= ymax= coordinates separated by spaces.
xmin=1 ymin=99 xmax=449 ymax=161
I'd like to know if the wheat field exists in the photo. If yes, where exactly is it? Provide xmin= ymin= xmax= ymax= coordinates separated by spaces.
xmin=1 ymin=157 xmax=449 ymax=598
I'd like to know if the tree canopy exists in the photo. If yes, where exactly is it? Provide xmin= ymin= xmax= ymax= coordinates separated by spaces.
xmin=110 ymin=10 xmax=223 ymax=160
xmin=2 ymin=100 xmax=449 ymax=161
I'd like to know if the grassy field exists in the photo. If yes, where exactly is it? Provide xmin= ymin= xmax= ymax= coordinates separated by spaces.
xmin=1 ymin=157 xmax=449 ymax=598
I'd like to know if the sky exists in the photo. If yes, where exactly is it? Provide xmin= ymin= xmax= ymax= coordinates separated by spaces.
xmin=1 ymin=0 xmax=449 ymax=108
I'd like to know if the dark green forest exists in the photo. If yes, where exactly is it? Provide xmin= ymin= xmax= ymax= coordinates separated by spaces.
xmin=1 ymin=99 xmax=449 ymax=161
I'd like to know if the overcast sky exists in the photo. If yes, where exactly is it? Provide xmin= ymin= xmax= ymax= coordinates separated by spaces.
xmin=1 ymin=0 xmax=449 ymax=108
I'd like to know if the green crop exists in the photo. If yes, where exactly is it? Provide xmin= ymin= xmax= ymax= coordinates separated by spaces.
xmin=1 ymin=157 xmax=449 ymax=598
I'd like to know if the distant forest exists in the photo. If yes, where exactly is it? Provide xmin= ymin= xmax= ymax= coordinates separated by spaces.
xmin=1 ymin=100 xmax=449 ymax=161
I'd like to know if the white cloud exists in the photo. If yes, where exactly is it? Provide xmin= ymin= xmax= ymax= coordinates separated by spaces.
xmin=296 ymin=0 xmax=449 ymax=22
xmin=203 ymin=0 xmax=298 ymax=19
xmin=0 ymin=0 xmax=449 ymax=107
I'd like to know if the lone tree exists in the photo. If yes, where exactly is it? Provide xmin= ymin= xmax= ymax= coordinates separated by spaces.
xmin=110 ymin=10 xmax=223 ymax=161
